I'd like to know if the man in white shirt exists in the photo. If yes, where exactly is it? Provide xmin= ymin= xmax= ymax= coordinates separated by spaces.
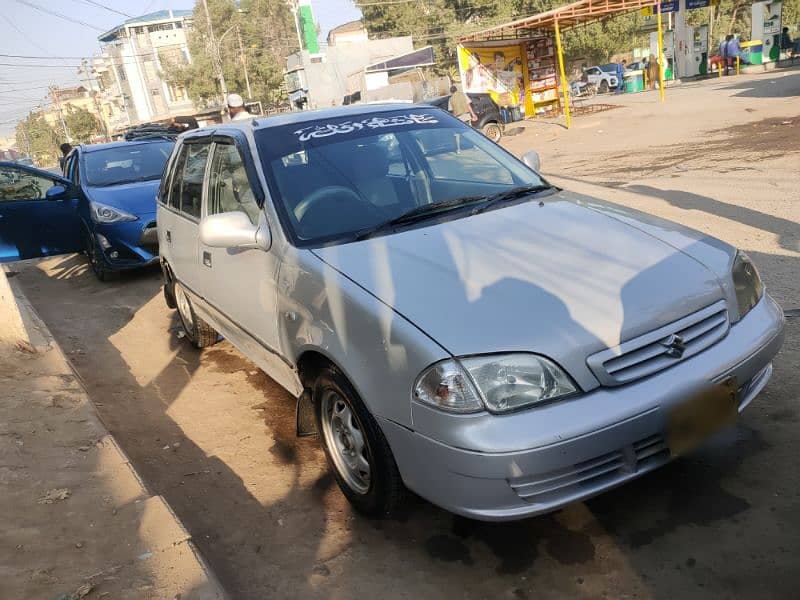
xmin=227 ymin=93 xmax=252 ymax=121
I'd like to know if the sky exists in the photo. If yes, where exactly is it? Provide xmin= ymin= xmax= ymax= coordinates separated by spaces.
xmin=0 ymin=0 xmax=363 ymax=140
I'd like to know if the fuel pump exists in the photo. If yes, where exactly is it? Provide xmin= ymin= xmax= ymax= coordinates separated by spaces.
xmin=650 ymin=30 xmax=675 ymax=80
xmin=752 ymin=1 xmax=783 ymax=63
xmin=694 ymin=24 xmax=709 ymax=75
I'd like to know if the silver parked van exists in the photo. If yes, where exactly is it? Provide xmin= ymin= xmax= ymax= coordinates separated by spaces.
xmin=157 ymin=105 xmax=784 ymax=521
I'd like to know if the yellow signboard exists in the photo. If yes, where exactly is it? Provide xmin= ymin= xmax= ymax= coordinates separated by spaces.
xmin=457 ymin=44 xmax=524 ymax=108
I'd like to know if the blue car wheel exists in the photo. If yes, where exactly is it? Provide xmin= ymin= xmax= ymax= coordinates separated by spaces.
xmin=84 ymin=230 xmax=118 ymax=282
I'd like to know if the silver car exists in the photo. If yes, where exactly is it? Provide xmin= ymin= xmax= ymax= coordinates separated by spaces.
xmin=157 ymin=105 xmax=784 ymax=521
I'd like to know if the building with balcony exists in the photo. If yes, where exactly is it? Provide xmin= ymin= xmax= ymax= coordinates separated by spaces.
xmin=92 ymin=10 xmax=195 ymax=132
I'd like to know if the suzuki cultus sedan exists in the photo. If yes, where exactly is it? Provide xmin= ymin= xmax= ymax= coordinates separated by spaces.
xmin=157 ymin=105 xmax=784 ymax=520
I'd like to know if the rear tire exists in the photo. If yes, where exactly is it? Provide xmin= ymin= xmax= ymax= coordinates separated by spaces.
xmin=599 ymin=79 xmax=609 ymax=94
xmin=482 ymin=122 xmax=502 ymax=143
xmin=173 ymin=281 xmax=218 ymax=348
xmin=314 ymin=365 xmax=405 ymax=517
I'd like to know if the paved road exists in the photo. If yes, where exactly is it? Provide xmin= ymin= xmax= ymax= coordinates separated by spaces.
xmin=11 ymin=68 xmax=800 ymax=599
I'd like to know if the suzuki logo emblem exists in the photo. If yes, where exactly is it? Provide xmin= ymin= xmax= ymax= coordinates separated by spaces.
xmin=661 ymin=334 xmax=686 ymax=358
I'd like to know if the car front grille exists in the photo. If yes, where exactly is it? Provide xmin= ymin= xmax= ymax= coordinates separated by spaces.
xmin=508 ymin=434 xmax=670 ymax=505
xmin=587 ymin=300 xmax=729 ymax=386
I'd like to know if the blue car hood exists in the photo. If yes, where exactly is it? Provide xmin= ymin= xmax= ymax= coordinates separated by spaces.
xmin=85 ymin=179 xmax=160 ymax=216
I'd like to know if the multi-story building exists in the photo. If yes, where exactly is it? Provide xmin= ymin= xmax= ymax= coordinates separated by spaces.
xmin=92 ymin=10 xmax=195 ymax=132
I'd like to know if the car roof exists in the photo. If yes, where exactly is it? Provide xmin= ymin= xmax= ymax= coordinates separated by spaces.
xmin=77 ymin=138 xmax=174 ymax=154
xmin=182 ymin=103 xmax=438 ymax=141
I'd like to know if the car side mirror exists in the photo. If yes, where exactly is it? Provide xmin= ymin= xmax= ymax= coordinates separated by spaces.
xmin=45 ymin=184 xmax=68 ymax=200
xmin=522 ymin=151 xmax=541 ymax=172
xmin=199 ymin=211 xmax=271 ymax=252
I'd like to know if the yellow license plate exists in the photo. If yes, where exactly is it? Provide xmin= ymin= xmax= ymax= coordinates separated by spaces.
xmin=668 ymin=378 xmax=739 ymax=458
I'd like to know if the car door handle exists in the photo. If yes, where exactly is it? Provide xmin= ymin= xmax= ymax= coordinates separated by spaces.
xmin=165 ymin=230 xmax=171 ymax=243
xmin=202 ymin=251 xmax=212 ymax=268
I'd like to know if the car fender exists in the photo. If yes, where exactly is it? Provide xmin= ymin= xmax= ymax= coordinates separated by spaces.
xmin=278 ymin=246 xmax=450 ymax=428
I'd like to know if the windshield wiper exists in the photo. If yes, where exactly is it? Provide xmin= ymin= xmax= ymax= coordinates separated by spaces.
xmin=470 ymin=184 xmax=557 ymax=215
xmin=351 ymin=196 xmax=487 ymax=241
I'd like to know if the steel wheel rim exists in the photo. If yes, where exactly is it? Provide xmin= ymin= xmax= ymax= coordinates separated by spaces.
xmin=320 ymin=390 xmax=371 ymax=495
xmin=174 ymin=284 xmax=194 ymax=331
xmin=485 ymin=124 xmax=501 ymax=143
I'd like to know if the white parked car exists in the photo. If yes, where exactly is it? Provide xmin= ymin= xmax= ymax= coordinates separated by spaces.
xmin=584 ymin=65 xmax=619 ymax=93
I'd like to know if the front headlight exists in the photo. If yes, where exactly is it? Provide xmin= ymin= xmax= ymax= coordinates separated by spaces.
xmin=732 ymin=251 xmax=763 ymax=319
xmin=414 ymin=353 xmax=577 ymax=414
xmin=90 ymin=201 xmax=137 ymax=223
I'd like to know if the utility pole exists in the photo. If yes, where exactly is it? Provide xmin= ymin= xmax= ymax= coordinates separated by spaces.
xmin=200 ymin=0 xmax=229 ymax=114
xmin=80 ymin=59 xmax=110 ymax=142
xmin=236 ymin=25 xmax=253 ymax=100
xmin=49 ymin=85 xmax=71 ymax=143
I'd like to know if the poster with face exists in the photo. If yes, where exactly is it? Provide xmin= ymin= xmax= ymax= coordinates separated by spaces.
xmin=457 ymin=44 xmax=524 ymax=107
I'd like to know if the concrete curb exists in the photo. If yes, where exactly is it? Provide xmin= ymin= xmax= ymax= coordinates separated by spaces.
xmin=0 ymin=265 xmax=229 ymax=599
xmin=0 ymin=266 xmax=30 ymax=350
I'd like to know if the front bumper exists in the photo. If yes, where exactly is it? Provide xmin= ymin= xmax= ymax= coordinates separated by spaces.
xmin=91 ymin=215 xmax=159 ymax=271
xmin=379 ymin=294 xmax=785 ymax=521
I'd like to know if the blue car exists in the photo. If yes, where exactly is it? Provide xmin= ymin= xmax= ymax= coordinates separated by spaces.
xmin=0 ymin=138 xmax=174 ymax=281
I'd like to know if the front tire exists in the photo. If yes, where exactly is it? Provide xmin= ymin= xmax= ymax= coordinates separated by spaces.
xmin=173 ymin=281 xmax=218 ymax=348
xmin=482 ymin=121 xmax=502 ymax=143
xmin=314 ymin=366 xmax=405 ymax=517
xmin=84 ymin=232 xmax=117 ymax=282
xmin=599 ymin=79 xmax=609 ymax=94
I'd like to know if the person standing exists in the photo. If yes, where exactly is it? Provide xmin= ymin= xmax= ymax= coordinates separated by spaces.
xmin=720 ymin=35 xmax=731 ymax=75
xmin=646 ymin=54 xmax=660 ymax=90
xmin=58 ymin=143 xmax=72 ymax=173
xmin=447 ymin=85 xmax=477 ymax=125
xmin=226 ymin=93 xmax=252 ymax=121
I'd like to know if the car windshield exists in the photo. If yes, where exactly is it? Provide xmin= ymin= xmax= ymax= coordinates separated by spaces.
xmin=599 ymin=64 xmax=618 ymax=73
xmin=255 ymin=109 xmax=545 ymax=246
xmin=83 ymin=141 xmax=174 ymax=187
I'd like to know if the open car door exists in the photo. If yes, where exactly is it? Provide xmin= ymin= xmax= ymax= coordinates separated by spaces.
xmin=0 ymin=161 xmax=82 ymax=262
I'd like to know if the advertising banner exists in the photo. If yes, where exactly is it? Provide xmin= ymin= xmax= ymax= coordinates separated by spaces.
xmin=457 ymin=44 xmax=525 ymax=107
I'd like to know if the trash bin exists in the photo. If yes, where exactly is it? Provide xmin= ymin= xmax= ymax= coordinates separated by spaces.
xmin=741 ymin=39 xmax=762 ymax=64
xmin=623 ymin=70 xmax=644 ymax=93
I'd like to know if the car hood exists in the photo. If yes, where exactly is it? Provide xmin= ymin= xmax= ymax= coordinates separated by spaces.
xmin=312 ymin=192 xmax=726 ymax=389
xmin=85 ymin=179 xmax=160 ymax=216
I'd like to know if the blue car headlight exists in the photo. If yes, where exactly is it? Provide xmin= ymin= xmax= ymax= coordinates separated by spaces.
xmin=90 ymin=201 xmax=138 ymax=224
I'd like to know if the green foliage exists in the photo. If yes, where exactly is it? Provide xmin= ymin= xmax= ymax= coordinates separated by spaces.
xmin=15 ymin=113 xmax=60 ymax=166
xmin=161 ymin=0 xmax=295 ymax=110
xmin=64 ymin=107 xmax=102 ymax=144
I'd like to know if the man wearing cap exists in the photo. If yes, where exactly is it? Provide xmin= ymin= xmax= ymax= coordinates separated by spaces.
xmin=227 ymin=93 xmax=251 ymax=121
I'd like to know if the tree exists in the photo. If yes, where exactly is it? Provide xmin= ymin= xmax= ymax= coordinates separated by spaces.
xmin=161 ymin=0 xmax=296 ymax=111
xmin=64 ymin=106 xmax=102 ymax=144
xmin=15 ymin=113 xmax=60 ymax=167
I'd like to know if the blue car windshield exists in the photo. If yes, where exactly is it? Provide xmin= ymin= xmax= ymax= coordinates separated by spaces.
xmin=255 ymin=108 xmax=544 ymax=246
xmin=83 ymin=141 xmax=174 ymax=187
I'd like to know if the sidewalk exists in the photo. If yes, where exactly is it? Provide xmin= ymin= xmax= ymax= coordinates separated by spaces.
xmin=0 ymin=266 xmax=227 ymax=600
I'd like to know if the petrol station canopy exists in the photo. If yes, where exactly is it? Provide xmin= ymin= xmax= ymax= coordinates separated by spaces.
xmin=459 ymin=0 xmax=664 ymax=41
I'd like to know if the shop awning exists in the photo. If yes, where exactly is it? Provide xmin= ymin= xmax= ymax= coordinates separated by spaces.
xmin=459 ymin=0 xmax=664 ymax=41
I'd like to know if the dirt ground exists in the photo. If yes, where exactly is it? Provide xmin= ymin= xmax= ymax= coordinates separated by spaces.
xmin=11 ymin=68 xmax=800 ymax=599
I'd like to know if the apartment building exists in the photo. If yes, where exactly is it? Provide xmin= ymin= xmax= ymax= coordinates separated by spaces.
xmin=92 ymin=10 xmax=195 ymax=132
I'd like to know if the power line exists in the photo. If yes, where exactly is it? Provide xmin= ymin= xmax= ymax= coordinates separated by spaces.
xmin=70 ymin=0 xmax=134 ymax=19
xmin=12 ymin=0 xmax=106 ymax=32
